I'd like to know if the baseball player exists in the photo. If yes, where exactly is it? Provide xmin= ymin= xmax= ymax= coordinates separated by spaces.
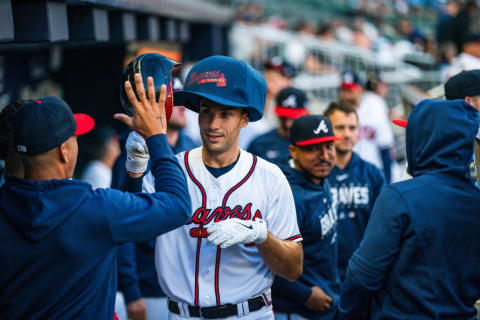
xmin=324 ymin=101 xmax=385 ymax=281
xmin=272 ymin=115 xmax=342 ymax=320
xmin=338 ymin=72 xmax=394 ymax=182
xmin=340 ymin=99 xmax=480 ymax=319
xmin=248 ymin=87 xmax=309 ymax=163
xmin=128 ymin=55 xmax=303 ymax=319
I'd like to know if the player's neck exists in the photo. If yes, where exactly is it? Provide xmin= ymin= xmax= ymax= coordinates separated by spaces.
xmin=202 ymin=146 xmax=241 ymax=168
xmin=335 ymin=150 xmax=352 ymax=170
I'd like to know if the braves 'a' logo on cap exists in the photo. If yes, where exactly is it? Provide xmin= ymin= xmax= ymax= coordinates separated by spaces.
xmin=282 ymin=94 xmax=297 ymax=108
xmin=313 ymin=119 xmax=328 ymax=134
xmin=188 ymin=71 xmax=227 ymax=88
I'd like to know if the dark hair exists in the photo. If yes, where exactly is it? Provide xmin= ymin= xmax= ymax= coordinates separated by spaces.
xmin=0 ymin=100 xmax=31 ymax=160
xmin=323 ymin=101 xmax=358 ymax=119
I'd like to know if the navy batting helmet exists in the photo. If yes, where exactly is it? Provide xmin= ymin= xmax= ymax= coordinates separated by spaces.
xmin=120 ymin=53 xmax=179 ymax=122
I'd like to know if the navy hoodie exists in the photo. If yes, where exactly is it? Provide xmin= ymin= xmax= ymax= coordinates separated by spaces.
xmin=247 ymin=129 xmax=290 ymax=163
xmin=327 ymin=153 xmax=385 ymax=281
xmin=340 ymin=99 xmax=480 ymax=319
xmin=0 ymin=134 xmax=191 ymax=319
xmin=272 ymin=160 xmax=340 ymax=319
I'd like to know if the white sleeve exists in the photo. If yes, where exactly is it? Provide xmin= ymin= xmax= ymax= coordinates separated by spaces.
xmin=142 ymin=171 xmax=155 ymax=193
xmin=264 ymin=173 xmax=302 ymax=242
xmin=375 ymin=100 xmax=394 ymax=149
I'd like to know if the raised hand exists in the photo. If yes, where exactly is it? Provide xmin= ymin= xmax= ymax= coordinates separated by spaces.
xmin=114 ymin=73 xmax=167 ymax=138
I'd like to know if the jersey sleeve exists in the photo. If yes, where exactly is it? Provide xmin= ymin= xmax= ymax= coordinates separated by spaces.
xmin=375 ymin=101 xmax=394 ymax=150
xmin=264 ymin=169 xmax=302 ymax=242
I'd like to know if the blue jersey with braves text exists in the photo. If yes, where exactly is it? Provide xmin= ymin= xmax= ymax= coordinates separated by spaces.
xmin=247 ymin=129 xmax=290 ymax=163
xmin=272 ymin=160 xmax=340 ymax=320
xmin=327 ymin=152 xmax=385 ymax=281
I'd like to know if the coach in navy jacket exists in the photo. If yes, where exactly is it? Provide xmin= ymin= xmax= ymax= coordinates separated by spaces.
xmin=0 ymin=86 xmax=190 ymax=318
xmin=340 ymin=99 xmax=480 ymax=319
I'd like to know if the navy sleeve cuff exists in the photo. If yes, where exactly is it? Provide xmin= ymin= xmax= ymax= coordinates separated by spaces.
xmin=122 ymin=175 xmax=143 ymax=193
xmin=146 ymin=134 xmax=173 ymax=160
xmin=122 ymin=282 xmax=143 ymax=304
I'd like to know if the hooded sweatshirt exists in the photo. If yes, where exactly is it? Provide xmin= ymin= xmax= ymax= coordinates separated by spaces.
xmin=272 ymin=160 xmax=340 ymax=319
xmin=0 ymin=134 xmax=191 ymax=319
xmin=339 ymin=99 xmax=480 ymax=319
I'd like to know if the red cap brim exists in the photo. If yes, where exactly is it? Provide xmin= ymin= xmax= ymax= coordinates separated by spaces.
xmin=74 ymin=113 xmax=95 ymax=135
xmin=340 ymin=82 xmax=362 ymax=91
xmin=296 ymin=136 xmax=343 ymax=146
xmin=392 ymin=119 xmax=407 ymax=128
xmin=275 ymin=107 xmax=309 ymax=118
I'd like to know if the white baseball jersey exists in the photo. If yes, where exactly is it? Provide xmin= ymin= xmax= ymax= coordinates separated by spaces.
xmin=143 ymin=147 xmax=301 ymax=310
xmin=354 ymin=91 xmax=394 ymax=169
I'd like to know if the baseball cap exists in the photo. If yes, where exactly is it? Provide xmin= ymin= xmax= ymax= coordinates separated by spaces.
xmin=392 ymin=119 xmax=408 ymax=128
xmin=290 ymin=115 xmax=342 ymax=146
xmin=340 ymin=71 xmax=363 ymax=91
xmin=264 ymin=57 xmax=295 ymax=78
xmin=444 ymin=70 xmax=480 ymax=100
xmin=13 ymin=96 xmax=94 ymax=155
xmin=275 ymin=87 xmax=309 ymax=118
xmin=174 ymin=55 xmax=267 ymax=122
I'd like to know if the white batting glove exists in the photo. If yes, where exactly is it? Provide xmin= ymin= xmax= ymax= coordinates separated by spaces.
xmin=206 ymin=218 xmax=268 ymax=249
xmin=125 ymin=131 xmax=149 ymax=174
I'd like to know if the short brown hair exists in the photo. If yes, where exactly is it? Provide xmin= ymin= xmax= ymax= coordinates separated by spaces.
xmin=323 ymin=101 xmax=358 ymax=119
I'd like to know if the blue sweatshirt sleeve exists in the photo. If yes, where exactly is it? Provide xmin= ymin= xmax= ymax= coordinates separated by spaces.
xmin=102 ymin=134 xmax=191 ymax=243
xmin=339 ymin=186 xmax=407 ymax=319
xmin=271 ymin=199 xmax=312 ymax=304
xmin=116 ymin=174 xmax=145 ymax=303
xmin=117 ymin=243 xmax=142 ymax=303
xmin=272 ymin=276 xmax=313 ymax=304
xmin=372 ymin=167 xmax=386 ymax=201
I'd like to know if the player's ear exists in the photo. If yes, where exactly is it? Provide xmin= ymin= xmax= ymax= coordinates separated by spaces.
xmin=240 ymin=110 xmax=249 ymax=129
xmin=289 ymin=144 xmax=297 ymax=160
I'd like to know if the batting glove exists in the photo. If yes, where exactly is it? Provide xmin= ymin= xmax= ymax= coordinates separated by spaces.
xmin=206 ymin=218 xmax=268 ymax=249
xmin=125 ymin=131 xmax=149 ymax=173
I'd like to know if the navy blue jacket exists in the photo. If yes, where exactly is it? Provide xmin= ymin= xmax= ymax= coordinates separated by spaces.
xmin=115 ymin=130 xmax=197 ymax=303
xmin=272 ymin=160 xmax=340 ymax=319
xmin=247 ymin=129 xmax=290 ymax=163
xmin=0 ymin=135 xmax=191 ymax=319
xmin=340 ymin=99 xmax=480 ymax=319
xmin=327 ymin=153 xmax=385 ymax=281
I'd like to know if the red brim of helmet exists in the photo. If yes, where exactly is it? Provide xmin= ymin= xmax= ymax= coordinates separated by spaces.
xmin=392 ymin=119 xmax=407 ymax=128
xmin=74 ymin=113 xmax=95 ymax=135
xmin=165 ymin=76 xmax=173 ymax=123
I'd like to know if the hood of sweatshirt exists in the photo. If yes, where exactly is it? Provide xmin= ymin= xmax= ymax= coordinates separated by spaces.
xmin=406 ymin=99 xmax=480 ymax=180
xmin=0 ymin=176 xmax=91 ymax=242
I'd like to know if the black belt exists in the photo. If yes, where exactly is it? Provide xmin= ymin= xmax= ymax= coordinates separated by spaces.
xmin=168 ymin=296 xmax=266 ymax=319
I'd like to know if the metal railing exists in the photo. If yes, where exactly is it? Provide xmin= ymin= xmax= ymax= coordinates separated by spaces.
xmin=230 ymin=22 xmax=442 ymax=113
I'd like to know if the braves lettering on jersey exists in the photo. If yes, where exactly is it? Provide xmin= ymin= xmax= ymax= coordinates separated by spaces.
xmin=143 ymin=147 xmax=301 ymax=311
xmin=272 ymin=160 xmax=340 ymax=320
xmin=247 ymin=129 xmax=290 ymax=163
xmin=354 ymin=92 xmax=394 ymax=169
xmin=327 ymin=152 xmax=385 ymax=280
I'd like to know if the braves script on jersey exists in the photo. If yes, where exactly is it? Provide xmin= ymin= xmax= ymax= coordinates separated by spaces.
xmin=143 ymin=147 xmax=301 ymax=311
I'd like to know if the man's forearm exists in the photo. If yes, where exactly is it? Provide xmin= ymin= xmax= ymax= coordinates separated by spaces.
xmin=257 ymin=233 xmax=303 ymax=281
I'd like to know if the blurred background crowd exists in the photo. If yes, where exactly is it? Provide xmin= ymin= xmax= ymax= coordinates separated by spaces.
xmin=1 ymin=0 xmax=480 ymax=184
